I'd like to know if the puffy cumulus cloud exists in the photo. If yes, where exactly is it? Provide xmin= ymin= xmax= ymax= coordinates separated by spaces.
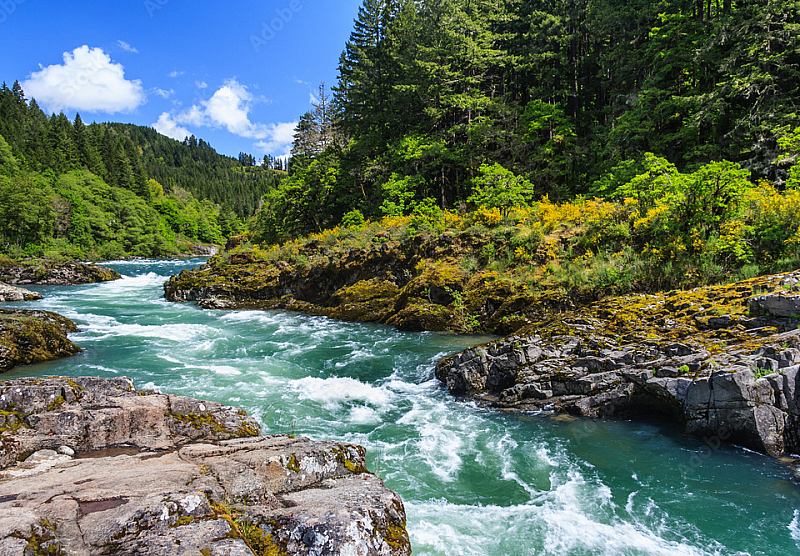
xmin=22 ymin=45 xmax=145 ymax=114
xmin=200 ymin=80 xmax=268 ymax=138
xmin=152 ymin=87 xmax=174 ymax=99
xmin=152 ymin=112 xmax=190 ymax=141
xmin=253 ymin=122 xmax=297 ymax=158
xmin=155 ymin=79 xmax=296 ymax=156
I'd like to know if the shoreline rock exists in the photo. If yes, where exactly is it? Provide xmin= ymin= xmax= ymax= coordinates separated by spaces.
xmin=0 ymin=376 xmax=410 ymax=555
xmin=435 ymin=270 xmax=800 ymax=461
xmin=0 ymin=309 xmax=80 ymax=373
xmin=164 ymin=233 xmax=575 ymax=334
xmin=0 ymin=282 xmax=42 ymax=302
xmin=0 ymin=260 xmax=120 ymax=286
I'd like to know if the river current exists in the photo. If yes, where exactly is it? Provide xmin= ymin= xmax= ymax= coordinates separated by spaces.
xmin=4 ymin=258 xmax=800 ymax=555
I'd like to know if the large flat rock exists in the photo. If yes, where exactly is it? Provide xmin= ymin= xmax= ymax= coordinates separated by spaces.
xmin=0 ymin=377 xmax=410 ymax=555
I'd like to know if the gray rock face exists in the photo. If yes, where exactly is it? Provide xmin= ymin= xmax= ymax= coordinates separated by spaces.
xmin=436 ymin=328 xmax=800 ymax=458
xmin=0 ymin=377 xmax=410 ymax=556
xmin=0 ymin=282 xmax=42 ymax=302
xmin=749 ymin=293 xmax=800 ymax=318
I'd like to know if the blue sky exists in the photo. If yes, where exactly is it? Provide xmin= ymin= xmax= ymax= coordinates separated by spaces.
xmin=0 ymin=0 xmax=363 ymax=159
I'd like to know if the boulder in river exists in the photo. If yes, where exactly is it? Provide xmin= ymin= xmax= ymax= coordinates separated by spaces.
xmin=0 ymin=282 xmax=42 ymax=302
xmin=0 ymin=260 xmax=120 ymax=285
xmin=0 ymin=376 xmax=411 ymax=555
xmin=0 ymin=309 xmax=80 ymax=373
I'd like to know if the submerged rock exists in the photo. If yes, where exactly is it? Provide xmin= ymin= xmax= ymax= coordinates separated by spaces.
xmin=0 ymin=309 xmax=80 ymax=373
xmin=0 ymin=376 xmax=410 ymax=556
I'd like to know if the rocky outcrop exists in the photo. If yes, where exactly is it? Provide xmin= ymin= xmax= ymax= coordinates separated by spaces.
xmin=0 ymin=261 xmax=120 ymax=285
xmin=0 ymin=377 xmax=410 ymax=555
xmin=0 ymin=282 xmax=42 ymax=302
xmin=164 ymin=233 xmax=571 ymax=334
xmin=436 ymin=270 xmax=800 ymax=459
xmin=189 ymin=244 xmax=219 ymax=256
xmin=0 ymin=309 xmax=80 ymax=373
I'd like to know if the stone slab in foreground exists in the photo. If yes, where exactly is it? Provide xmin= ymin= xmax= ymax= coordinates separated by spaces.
xmin=0 ymin=376 xmax=410 ymax=555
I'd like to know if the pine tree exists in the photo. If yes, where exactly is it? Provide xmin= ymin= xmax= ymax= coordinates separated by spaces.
xmin=335 ymin=0 xmax=399 ymax=147
xmin=47 ymin=113 xmax=77 ymax=174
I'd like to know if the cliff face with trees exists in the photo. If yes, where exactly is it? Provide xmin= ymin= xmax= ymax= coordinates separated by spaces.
xmin=258 ymin=0 xmax=800 ymax=243
xmin=0 ymin=84 xmax=284 ymax=260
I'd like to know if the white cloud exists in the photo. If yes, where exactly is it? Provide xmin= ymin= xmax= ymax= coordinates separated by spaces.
xmin=152 ymin=112 xmax=190 ymax=141
xmin=253 ymin=122 xmax=297 ymax=158
xmin=22 ymin=45 xmax=145 ymax=114
xmin=195 ymin=80 xmax=208 ymax=89
xmin=156 ymin=79 xmax=295 ymax=156
xmin=169 ymin=79 xmax=266 ymax=138
xmin=153 ymin=87 xmax=174 ymax=99
xmin=168 ymin=70 xmax=185 ymax=78
xmin=117 ymin=40 xmax=138 ymax=53
xmin=202 ymin=80 xmax=266 ymax=137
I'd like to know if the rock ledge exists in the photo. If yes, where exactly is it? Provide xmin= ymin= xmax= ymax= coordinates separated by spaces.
xmin=0 ymin=376 xmax=410 ymax=555
xmin=436 ymin=270 xmax=800 ymax=462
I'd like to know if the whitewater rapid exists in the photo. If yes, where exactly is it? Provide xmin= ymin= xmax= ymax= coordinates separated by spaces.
xmin=4 ymin=259 xmax=800 ymax=555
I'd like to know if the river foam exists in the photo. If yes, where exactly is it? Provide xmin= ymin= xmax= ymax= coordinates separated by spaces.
xmin=4 ymin=258 xmax=799 ymax=555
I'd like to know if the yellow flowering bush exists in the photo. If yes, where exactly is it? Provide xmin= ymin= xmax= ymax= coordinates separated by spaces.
xmin=472 ymin=206 xmax=503 ymax=227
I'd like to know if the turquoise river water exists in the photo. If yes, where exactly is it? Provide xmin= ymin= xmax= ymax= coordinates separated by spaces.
xmin=4 ymin=258 xmax=800 ymax=555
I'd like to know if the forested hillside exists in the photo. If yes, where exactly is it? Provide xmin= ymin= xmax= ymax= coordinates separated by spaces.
xmin=262 ymin=0 xmax=800 ymax=241
xmin=0 ymin=83 xmax=283 ymax=260
xmin=105 ymin=124 xmax=284 ymax=219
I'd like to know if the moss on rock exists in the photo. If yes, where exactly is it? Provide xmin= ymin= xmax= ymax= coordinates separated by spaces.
xmin=0 ymin=309 xmax=81 ymax=373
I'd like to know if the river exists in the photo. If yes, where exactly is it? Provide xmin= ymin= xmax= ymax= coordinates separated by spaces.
xmin=3 ymin=258 xmax=800 ymax=555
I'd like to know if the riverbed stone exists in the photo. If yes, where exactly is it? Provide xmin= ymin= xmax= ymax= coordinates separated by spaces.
xmin=0 ymin=308 xmax=80 ymax=373
xmin=0 ymin=376 xmax=410 ymax=555
xmin=0 ymin=261 xmax=120 ymax=285
xmin=0 ymin=282 xmax=42 ymax=302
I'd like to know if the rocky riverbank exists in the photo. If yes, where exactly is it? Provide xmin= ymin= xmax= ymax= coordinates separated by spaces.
xmin=0 ymin=309 xmax=80 ymax=373
xmin=436 ymin=270 xmax=800 ymax=461
xmin=164 ymin=232 xmax=571 ymax=335
xmin=0 ymin=376 xmax=410 ymax=555
xmin=164 ymin=229 xmax=800 ymax=461
xmin=0 ymin=260 xmax=120 ymax=286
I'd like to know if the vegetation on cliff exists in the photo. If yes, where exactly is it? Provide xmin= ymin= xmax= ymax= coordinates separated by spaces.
xmin=235 ymin=0 xmax=800 ymax=328
xmin=168 ymin=151 xmax=800 ymax=335
xmin=259 ymin=0 xmax=800 ymax=242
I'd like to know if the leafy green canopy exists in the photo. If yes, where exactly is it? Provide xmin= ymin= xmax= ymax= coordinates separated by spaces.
xmin=256 ymin=0 xmax=800 ymax=244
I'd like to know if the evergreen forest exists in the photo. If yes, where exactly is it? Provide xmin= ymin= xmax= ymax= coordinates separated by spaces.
xmin=0 ymin=83 xmax=284 ymax=260
xmin=263 ymin=0 xmax=800 ymax=246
